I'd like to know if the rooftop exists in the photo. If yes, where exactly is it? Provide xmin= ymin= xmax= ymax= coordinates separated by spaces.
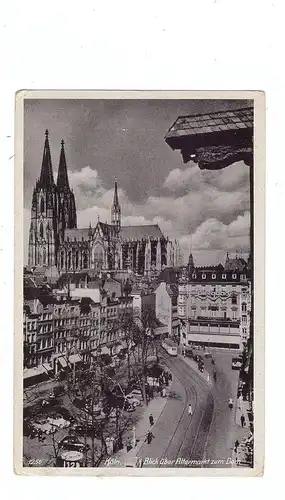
xmin=120 ymin=224 xmax=163 ymax=240
xmin=165 ymin=107 xmax=253 ymax=141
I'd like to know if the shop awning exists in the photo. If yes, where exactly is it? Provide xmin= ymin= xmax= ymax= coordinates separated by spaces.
xmin=68 ymin=354 xmax=82 ymax=364
xmin=23 ymin=364 xmax=52 ymax=380
xmin=57 ymin=357 xmax=67 ymax=368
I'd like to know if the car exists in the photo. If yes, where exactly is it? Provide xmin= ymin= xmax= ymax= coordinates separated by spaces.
xmin=194 ymin=354 xmax=202 ymax=363
xmin=58 ymin=436 xmax=89 ymax=452
xmin=232 ymin=357 xmax=243 ymax=370
xmin=125 ymin=395 xmax=141 ymax=407
xmin=185 ymin=349 xmax=194 ymax=358
xmin=128 ymin=389 xmax=143 ymax=400
xmin=204 ymin=351 xmax=213 ymax=359
xmin=72 ymin=424 xmax=97 ymax=437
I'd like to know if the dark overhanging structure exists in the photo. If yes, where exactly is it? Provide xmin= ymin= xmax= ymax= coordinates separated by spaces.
xmin=164 ymin=106 xmax=253 ymax=169
xmin=164 ymin=104 xmax=254 ymax=427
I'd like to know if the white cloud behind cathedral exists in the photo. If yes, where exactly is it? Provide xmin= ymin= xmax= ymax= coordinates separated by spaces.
xmin=24 ymin=99 xmax=250 ymax=266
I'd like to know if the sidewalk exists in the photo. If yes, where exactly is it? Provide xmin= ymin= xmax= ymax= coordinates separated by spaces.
xmin=235 ymin=396 xmax=251 ymax=428
xmin=104 ymin=381 xmax=174 ymax=467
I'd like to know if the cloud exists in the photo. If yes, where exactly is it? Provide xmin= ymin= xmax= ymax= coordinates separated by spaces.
xmin=191 ymin=212 xmax=250 ymax=252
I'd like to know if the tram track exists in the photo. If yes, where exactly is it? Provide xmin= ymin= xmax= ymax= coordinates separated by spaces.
xmin=157 ymin=351 xmax=218 ymax=467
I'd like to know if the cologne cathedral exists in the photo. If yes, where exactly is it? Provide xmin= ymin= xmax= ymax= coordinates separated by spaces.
xmin=28 ymin=131 xmax=180 ymax=275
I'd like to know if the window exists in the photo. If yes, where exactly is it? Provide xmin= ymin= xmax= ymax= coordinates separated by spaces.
xmin=212 ymin=274 xmax=216 ymax=279
xmin=242 ymin=315 xmax=247 ymax=324
xmin=222 ymin=274 xmax=226 ymax=280
xmin=242 ymin=328 xmax=247 ymax=334
xmin=242 ymin=303 xmax=247 ymax=312
xmin=202 ymin=274 xmax=206 ymax=280
xmin=232 ymin=295 xmax=237 ymax=305
xmin=192 ymin=274 xmax=197 ymax=279
xmin=232 ymin=274 xmax=237 ymax=279
xmin=40 ymin=197 xmax=45 ymax=213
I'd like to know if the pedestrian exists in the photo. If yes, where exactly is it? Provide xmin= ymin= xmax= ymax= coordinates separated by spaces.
xmin=213 ymin=370 xmax=217 ymax=382
xmin=146 ymin=430 xmax=154 ymax=444
xmin=234 ymin=439 xmax=239 ymax=453
xmin=149 ymin=413 xmax=154 ymax=426
xmin=188 ymin=404 xmax=193 ymax=416
xmin=162 ymin=387 xmax=166 ymax=398
xmin=241 ymin=414 xmax=245 ymax=427
xmin=126 ymin=437 xmax=132 ymax=452
xmin=168 ymin=372 xmax=172 ymax=382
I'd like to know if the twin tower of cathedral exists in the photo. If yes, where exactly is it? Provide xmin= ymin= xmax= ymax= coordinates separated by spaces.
xmin=28 ymin=130 xmax=179 ymax=274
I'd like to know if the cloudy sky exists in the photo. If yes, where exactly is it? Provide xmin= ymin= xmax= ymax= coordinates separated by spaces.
xmin=24 ymin=98 xmax=251 ymax=266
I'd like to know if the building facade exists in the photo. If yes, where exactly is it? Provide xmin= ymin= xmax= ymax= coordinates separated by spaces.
xmin=178 ymin=259 xmax=250 ymax=350
xmin=155 ymin=282 xmax=179 ymax=339
xmin=28 ymin=131 xmax=179 ymax=275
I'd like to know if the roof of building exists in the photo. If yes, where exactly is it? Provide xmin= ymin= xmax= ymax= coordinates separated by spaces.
xmin=224 ymin=257 xmax=248 ymax=272
xmin=158 ymin=267 xmax=180 ymax=284
xmin=38 ymin=295 xmax=58 ymax=306
xmin=120 ymin=224 xmax=163 ymax=240
xmin=64 ymin=228 xmax=90 ymax=241
xmin=165 ymin=107 xmax=253 ymax=141
xmin=24 ymin=287 xmax=41 ymax=300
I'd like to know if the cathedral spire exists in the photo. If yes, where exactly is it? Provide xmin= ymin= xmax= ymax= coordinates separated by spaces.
xmin=57 ymin=139 xmax=70 ymax=189
xmin=113 ymin=177 xmax=119 ymax=206
xmin=111 ymin=177 xmax=121 ymax=230
xmin=39 ymin=130 xmax=55 ymax=187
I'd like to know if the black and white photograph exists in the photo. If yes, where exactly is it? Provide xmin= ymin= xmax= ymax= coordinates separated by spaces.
xmin=15 ymin=91 xmax=264 ymax=475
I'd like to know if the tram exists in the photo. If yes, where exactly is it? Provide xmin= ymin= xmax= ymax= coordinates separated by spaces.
xmin=161 ymin=338 xmax=178 ymax=356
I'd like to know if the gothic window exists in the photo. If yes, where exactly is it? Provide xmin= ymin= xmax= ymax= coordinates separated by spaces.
xmin=60 ymin=251 xmax=64 ymax=269
xmin=68 ymin=252 xmax=71 ymax=270
xmin=39 ymin=223 xmax=44 ymax=239
xmin=40 ymin=197 xmax=45 ymax=213
xmin=75 ymin=251 xmax=79 ymax=269
xmin=93 ymin=244 xmax=104 ymax=269
xmin=42 ymin=247 xmax=46 ymax=265
xmin=83 ymin=253 xmax=88 ymax=269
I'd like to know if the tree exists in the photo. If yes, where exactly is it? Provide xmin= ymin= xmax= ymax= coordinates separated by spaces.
xmin=119 ymin=305 xmax=159 ymax=405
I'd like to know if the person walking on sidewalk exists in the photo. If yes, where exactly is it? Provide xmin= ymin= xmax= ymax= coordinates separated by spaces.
xmin=146 ymin=430 xmax=154 ymax=444
xmin=234 ymin=439 xmax=239 ymax=453
xmin=241 ymin=414 xmax=246 ymax=427
xmin=149 ymin=413 xmax=154 ymax=426
xmin=188 ymin=404 xmax=193 ymax=416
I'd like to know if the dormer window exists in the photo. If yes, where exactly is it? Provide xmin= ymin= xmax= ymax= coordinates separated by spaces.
xmin=202 ymin=274 xmax=206 ymax=280
xmin=232 ymin=274 xmax=237 ymax=279
xmin=212 ymin=274 xmax=216 ymax=279
xmin=222 ymin=274 xmax=227 ymax=279
xmin=192 ymin=274 xmax=197 ymax=279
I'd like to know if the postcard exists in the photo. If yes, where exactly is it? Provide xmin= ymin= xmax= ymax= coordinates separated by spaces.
xmin=14 ymin=90 xmax=265 ymax=476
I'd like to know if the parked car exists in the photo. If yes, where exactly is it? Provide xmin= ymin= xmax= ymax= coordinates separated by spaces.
xmin=185 ymin=349 xmax=194 ymax=359
xmin=128 ymin=389 xmax=143 ymax=400
xmin=232 ymin=357 xmax=243 ymax=370
xmin=194 ymin=354 xmax=202 ymax=363
xmin=58 ymin=436 xmax=89 ymax=452
xmin=204 ymin=351 xmax=213 ymax=359
xmin=198 ymin=362 xmax=204 ymax=373
xmin=125 ymin=394 xmax=141 ymax=407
